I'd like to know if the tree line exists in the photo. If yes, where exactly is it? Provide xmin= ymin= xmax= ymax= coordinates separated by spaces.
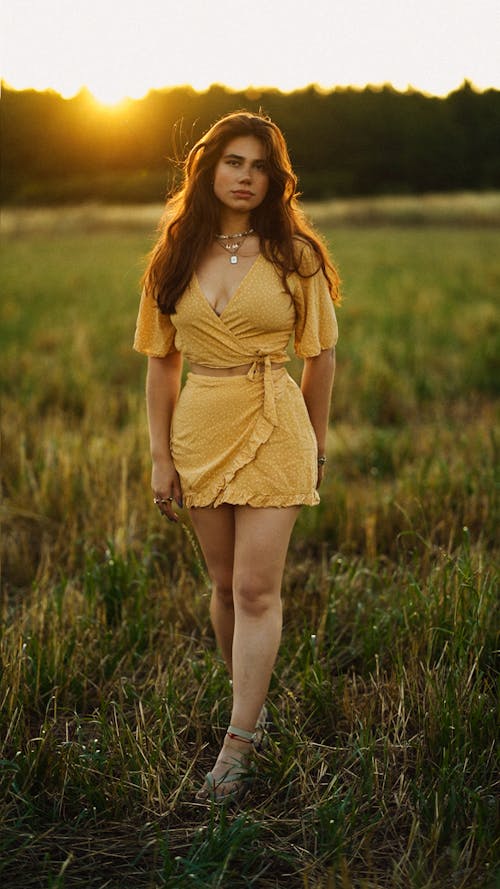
xmin=2 ymin=81 xmax=499 ymax=203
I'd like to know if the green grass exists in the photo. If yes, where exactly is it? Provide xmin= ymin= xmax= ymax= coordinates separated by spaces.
xmin=0 ymin=205 xmax=499 ymax=888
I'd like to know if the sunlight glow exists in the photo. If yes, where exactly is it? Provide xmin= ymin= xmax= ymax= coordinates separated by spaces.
xmin=2 ymin=0 xmax=500 ymax=102
xmin=86 ymin=84 xmax=138 ymax=108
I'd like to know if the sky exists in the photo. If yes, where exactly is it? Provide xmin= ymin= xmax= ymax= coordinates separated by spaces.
xmin=2 ymin=0 xmax=500 ymax=104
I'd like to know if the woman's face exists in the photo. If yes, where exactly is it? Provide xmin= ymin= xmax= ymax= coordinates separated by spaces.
xmin=213 ymin=135 xmax=270 ymax=216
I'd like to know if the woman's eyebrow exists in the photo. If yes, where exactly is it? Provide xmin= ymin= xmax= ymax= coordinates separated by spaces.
xmin=223 ymin=152 xmax=265 ymax=162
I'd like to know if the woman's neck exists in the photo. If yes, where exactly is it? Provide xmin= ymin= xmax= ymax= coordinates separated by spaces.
xmin=217 ymin=212 xmax=251 ymax=236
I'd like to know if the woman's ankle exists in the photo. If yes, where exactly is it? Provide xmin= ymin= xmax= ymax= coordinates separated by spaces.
xmin=222 ymin=734 xmax=252 ymax=755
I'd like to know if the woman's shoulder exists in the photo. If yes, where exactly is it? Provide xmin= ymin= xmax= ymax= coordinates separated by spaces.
xmin=291 ymin=236 xmax=322 ymax=275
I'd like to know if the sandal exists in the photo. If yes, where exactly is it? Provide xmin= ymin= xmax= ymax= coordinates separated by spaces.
xmin=195 ymin=725 xmax=255 ymax=805
xmin=253 ymin=704 xmax=270 ymax=752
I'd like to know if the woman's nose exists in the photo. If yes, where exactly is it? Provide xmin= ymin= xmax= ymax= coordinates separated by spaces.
xmin=238 ymin=166 xmax=252 ymax=182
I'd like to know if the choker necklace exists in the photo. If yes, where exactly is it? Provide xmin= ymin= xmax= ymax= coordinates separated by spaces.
xmin=215 ymin=227 xmax=254 ymax=264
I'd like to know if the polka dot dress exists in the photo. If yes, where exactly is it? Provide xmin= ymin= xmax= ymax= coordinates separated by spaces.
xmin=134 ymin=246 xmax=338 ymax=508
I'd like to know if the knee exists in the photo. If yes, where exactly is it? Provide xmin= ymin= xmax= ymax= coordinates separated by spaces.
xmin=233 ymin=578 xmax=279 ymax=617
xmin=212 ymin=578 xmax=234 ymax=609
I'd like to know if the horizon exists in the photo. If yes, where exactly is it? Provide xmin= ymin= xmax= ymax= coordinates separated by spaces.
xmin=3 ymin=0 xmax=499 ymax=107
xmin=1 ymin=77 xmax=494 ymax=110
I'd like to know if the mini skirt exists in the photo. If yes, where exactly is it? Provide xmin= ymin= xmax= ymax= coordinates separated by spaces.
xmin=170 ymin=367 xmax=320 ymax=508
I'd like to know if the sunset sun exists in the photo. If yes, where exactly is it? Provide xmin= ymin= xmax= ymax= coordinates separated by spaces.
xmin=87 ymin=81 xmax=136 ymax=108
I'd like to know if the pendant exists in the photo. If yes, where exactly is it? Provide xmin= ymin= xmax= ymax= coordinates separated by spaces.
xmin=230 ymin=255 xmax=238 ymax=264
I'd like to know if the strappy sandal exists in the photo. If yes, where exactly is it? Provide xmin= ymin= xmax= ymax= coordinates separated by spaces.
xmin=195 ymin=725 xmax=255 ymax=805
xmin=253 ymin=704 xmax=270 ymax=752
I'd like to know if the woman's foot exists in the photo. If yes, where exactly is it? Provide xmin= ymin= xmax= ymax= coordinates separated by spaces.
xmin=195 ymin=727 xmax=255 ymax=804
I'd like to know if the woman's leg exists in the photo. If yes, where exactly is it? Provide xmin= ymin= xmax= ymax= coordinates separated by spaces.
xmin=192 ymin=504 xmax=299 ymax=799
xmin=230 ymin=505 xmax=300 ymax=733
xmin=189 ymin=505 xmax=236 ymax=674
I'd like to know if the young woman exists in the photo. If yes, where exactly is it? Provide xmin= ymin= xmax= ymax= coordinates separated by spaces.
xmin=134 ymin=111 xmax=340 ymax=804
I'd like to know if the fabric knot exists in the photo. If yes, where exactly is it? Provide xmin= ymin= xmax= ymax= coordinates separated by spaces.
xmin=246 ymin=353 xmax=279 ymax=426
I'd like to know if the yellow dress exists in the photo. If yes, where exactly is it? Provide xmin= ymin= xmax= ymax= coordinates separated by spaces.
xmin=134 ymin=246 xmax=338 ymax=508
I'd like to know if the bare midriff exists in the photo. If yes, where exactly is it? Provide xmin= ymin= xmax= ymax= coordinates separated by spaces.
xmin=189 ymin=362 xmax=283 ymax=377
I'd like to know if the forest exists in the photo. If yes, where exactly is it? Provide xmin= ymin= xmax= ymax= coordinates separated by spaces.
xmin=2 ymin=80 xmax=500 ymax=203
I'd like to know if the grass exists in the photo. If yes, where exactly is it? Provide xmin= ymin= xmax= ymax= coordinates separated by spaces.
xmin=0 ymin=198 xmax=499 ymax=888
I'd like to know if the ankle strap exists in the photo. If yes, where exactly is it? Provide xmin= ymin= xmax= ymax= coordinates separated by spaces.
xmin=227 ymin=725 xmax=255 ymax=743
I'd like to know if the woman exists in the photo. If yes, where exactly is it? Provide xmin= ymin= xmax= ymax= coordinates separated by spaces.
xmin=134 ymin=111 xmax=340 ymax=804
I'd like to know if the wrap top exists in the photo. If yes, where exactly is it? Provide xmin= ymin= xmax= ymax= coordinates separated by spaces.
xmin=134 ymin=244 xmax=338 ymax=507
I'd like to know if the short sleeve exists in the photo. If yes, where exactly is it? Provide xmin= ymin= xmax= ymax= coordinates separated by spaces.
xmin=292 ymin=245 xmax=338 ymax=358
xmin=133 ymin=287 xmax=178 ymax=357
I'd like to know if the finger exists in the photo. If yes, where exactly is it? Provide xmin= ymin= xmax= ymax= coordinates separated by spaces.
xmin=161 ymin=493 xmax=178 ymax=522
xmin=163 ymin=503 xmax=179 ymax=523
xmin=173 ymin=481 xmax=183 ymax=509
xmin=153 ymin=492 xmax=178 ymax=522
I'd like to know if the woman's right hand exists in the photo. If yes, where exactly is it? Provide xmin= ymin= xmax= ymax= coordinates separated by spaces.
xmin=151 ymin=458 xmax=183 ymax=523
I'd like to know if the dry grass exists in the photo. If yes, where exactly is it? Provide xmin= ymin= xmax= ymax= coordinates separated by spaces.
xmin=0 ymin=204 xmax=498 ymax=888
xmin=2 ymin=191 xmax=500 ymax=237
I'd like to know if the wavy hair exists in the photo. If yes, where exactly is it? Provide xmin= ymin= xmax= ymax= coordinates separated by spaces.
xmin=143 ymin=110 xmax=340 ymax=314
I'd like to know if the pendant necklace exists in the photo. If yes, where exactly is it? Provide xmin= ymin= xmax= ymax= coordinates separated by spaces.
xmin=215 ymin=227 xmax=254 ymax=264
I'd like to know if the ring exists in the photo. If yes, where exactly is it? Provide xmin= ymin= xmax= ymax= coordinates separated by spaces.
xmin=153 ymin=496 xmax=174 ymax=505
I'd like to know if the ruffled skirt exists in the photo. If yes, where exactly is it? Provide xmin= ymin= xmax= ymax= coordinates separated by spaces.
xmin=170 ymin=368 xmax=319 ymax=508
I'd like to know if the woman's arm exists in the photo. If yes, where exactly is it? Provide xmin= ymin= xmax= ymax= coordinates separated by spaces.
xmin=146 ymin=352 xmax=183 ymax=520
xmin=300 ymin=347 xmax=336 ymax=487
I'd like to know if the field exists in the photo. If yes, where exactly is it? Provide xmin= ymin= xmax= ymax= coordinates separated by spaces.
xmin=1 ymin=199 xmax=499 ymax=888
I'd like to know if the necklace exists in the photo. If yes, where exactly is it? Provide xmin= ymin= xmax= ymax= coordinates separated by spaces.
xmin=215 ymin=228 xmax=254 ymax=264
xmin=215 ymin=227 xmax=254 ymax=240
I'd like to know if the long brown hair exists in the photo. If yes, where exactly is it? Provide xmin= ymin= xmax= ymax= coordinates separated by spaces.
xmin=143 ymin=110 xmax=340 ymax=313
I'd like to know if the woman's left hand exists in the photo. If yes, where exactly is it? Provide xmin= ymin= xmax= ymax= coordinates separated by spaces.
xmin=316 ymin=462 xmax=326 ymax=489
xmin=316 ymin=451 xmax=328 ymax=488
